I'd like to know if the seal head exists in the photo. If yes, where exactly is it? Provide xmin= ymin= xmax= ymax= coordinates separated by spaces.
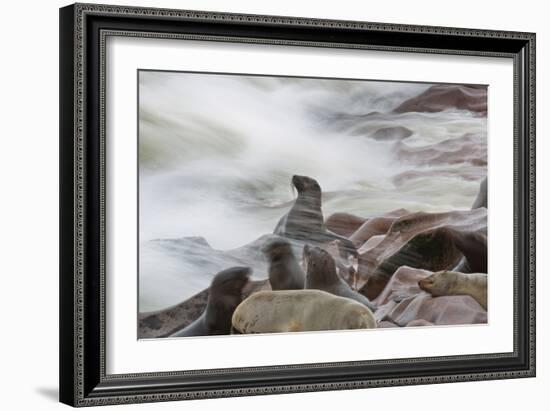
xmin=262 ymin=237 xmax=305 ymax=290
xmin=418 ymin=271 xmax=455 ymax=296
xmin=304 ymin=244 xmax=375 ymax=311
xmin=275 ymin=175 xmax=357 ymax=258
xmin=292 ymin=174 xmax=322 ymax=194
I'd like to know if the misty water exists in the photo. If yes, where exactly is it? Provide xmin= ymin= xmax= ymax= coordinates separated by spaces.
xmin=139 ymin=71 xmax=487 ymax=312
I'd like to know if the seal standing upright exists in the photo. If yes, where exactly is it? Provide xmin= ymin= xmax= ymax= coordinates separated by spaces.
xmin=262 ymin=237 xmax=305 ymax=290
xmin=274 ymin=175 xmax=357 ymax=256
xmin=303 ymin=244 xmax=375 ymax=311
xmin=170 ymin=266 xmax=251 ymax=337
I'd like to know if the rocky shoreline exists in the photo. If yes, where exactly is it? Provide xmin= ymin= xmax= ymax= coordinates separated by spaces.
xmin=138 ymin=83 xmax=489 ymax=338
xmin=139 ymin=176 xmax=487 ymax=339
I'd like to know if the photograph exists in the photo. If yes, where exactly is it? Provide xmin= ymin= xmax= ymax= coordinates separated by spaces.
xmin=137 ymin=71 xmax=489 ymax=338
xmin=56 ymin=2 xmax=536 ymax=406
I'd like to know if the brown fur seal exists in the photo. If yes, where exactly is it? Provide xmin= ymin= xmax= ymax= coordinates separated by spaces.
xmin=303 ymin=244 xmax=375 ymax=311
xmin=232 ymin=289 xmax=376 ymax=334
xmin=262 ymin=237 xmax=305 ymax=290
xmin=170 ymin=266 xmax=251 ymax=337
xmin=418 ymin=270 xmax=487 ymax=310
xmin=274 ymin=175 xmax=357 ymax=257
xmin=446 ymin=228 xmax=487 ymax=273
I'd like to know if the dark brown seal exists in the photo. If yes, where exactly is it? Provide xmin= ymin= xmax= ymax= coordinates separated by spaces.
xmin=303 ymin=244 xmax=375 ymax=311
xmin=170 ymin=266 xmax=251 ymax=337
xmin=274 ymin=175 xmax=357 ymax=257
xmin=448 ymin=228 xmax=487 ymax=273
xmin=262 ymin=237 xmax=305 ymax=290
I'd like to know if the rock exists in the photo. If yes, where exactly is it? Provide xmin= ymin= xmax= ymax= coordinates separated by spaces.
xmin=387 ymin=294 xmax=486 ymax=326
xmin=358 ymin=235 xmax=386 ymax=254
xmin=325 ymin=212 xmax=367 ymax=237
xmin=393 ymin=84 xmax=487 ymax=114
xmin=377 ymin=321 xmax=400 ymax=328
xmin=357 ymin=209 xmax=487 ymax=299
xmin=471 ymin=177 xmax=488 ymax=209
xmin=369 ymin=126 xmax=413 ymax=141
xmin=348 ymin=209 xmax=410 ymax=248
xmin=350 ymin=216 xmax=400 ymax=248
xmin=374 ymin=266 xmax=433 ymax=306
xmin=406 ymin=319 xmax=435 ymax=327
xmin=138 ymin=288 xmax=209 ymax=339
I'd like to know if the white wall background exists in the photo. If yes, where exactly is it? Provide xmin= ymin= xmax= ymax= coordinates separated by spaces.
xmin=0 ymin=0 xmax=545 ymax=409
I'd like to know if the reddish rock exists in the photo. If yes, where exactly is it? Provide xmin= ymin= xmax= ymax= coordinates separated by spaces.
xmin=350 ymin=216 xmax=400 ymax=248
xmin=377 ymin=321 xmax=400 ymax=328
xmin=406 ymin=319 xmax=435 ymax=327
xmin=359 ymin=235 xmax=385 ymax=254
xmin=358 ymin=209 xmax=487 ymax=300
xmin=325 ymin=212 xmax=367 ymax=237
xmin=387 ymin=294 xmax=486 ymax=326
xmin=393 ymin=84 xmax=487 ymax=115
xmin=349 ymin=209 xmax=411 ymax=248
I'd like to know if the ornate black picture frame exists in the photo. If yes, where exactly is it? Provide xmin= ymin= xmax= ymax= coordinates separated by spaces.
xmin=59 ymin=3 xmax=535 ymax=407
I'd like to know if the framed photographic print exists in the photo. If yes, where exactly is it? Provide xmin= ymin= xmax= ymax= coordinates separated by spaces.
xmin=59 ymin=3 xmax=536 ymax=407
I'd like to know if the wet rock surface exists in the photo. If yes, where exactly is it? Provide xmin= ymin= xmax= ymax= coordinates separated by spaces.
xmin=393 ymin=84 xmax=487 ymax=115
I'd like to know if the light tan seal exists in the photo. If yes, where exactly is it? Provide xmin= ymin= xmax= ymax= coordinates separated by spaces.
xmin=418 ymin=270 xmax=487 ymax=310
xmin=232 ymin=289 xmax=376 ymax=334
